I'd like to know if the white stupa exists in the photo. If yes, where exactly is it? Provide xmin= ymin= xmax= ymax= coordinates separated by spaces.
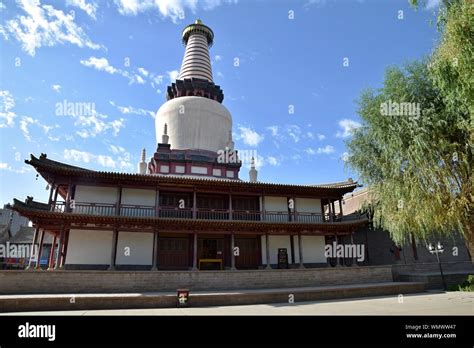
xmin=155 ymin=19 xmax=233 ymax=153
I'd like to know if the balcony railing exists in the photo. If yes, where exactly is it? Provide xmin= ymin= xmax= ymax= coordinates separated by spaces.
xmin=196 ymin=209 xmax=229 ymax=220
xmin=51 ymin=202 xmax=358 ymax=223
xmin=159 ymin=207 xmax=192 ymax=219
xmin=120 ymin=204 xmax=155 ymax=217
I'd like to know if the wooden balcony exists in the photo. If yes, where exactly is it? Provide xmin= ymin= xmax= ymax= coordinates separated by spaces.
xmin=49 ymin=201 xmax=361 ymax=223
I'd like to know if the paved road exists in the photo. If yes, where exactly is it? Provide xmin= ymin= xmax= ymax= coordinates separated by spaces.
xmin=4 ymin=291 xmax=473 ymax=315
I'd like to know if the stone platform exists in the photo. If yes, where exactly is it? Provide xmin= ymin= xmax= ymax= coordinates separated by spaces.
xmin=0 ymin=282 xmax=425 ymax=313
xmin=0 ymin=266 xmax=394 ymax=294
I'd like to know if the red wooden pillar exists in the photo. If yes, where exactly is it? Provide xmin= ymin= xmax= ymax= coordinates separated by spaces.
xmin=35 ymin=229 xmax=45 ymax=269
xmin=192 ymin=190 xmax=197 ymax=219
xmin=47 ymin=183 xmax=55 ymax=207
xmin=52 ymin=185 xmax=59 ymax=211
xmin=292 ymin=196 xmax=297 ymax=222
xmin=60 ymin=229 xmax=70 ymax=268
xmin=108 ymin=229 xmax=118 ymax=271
xmin=65 ymin=182 xmax=73 ymax=212
xmin=265 ymin=233 xmax=271 ymax=269
xmin=116 ymin=186 xmax=122 ymax=216
xmin=298 ymin=232 xmax=304 ymax=268
xmin=192 ymin=232 xmax=198 ymax=270
xmin=328 ymin=200 xmax=334 ymax=222
xmin=155 ymin=188 xmax=160 ymax=217
xmin=230 ymin=232 xmax=236 ymax=270
xmin=151 ymin=230 xmax=159 ymax=271
xmin=48 ymin=234 xmax=57 ymax=270
xmin=27 ymin=227 xmax=40 ymax=270
xmin=55 ymin=225 xmax=66 ymax=270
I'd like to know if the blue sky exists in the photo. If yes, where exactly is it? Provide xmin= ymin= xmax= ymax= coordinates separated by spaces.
xmin=0 ymin=0 xmax=441 ymax=205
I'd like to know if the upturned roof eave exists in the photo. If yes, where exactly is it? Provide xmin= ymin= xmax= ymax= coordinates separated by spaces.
xmin=25 ymin=154 xmax=359 ymax=196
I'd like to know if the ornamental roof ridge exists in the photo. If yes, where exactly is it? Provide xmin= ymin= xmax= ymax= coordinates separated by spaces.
xmin=26 ymin=154 xmax=358 ymax=191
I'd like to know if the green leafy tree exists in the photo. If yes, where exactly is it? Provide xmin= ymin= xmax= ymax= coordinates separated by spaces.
xmin=346 ymin=0 xmax=473 ymax=257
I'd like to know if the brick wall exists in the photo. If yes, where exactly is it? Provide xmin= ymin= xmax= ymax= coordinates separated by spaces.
xmin=0 ymin=266 xmax=393 ymax=294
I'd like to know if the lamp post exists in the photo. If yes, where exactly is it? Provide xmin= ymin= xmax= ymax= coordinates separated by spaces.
xmin=428 ymin=242 xmax=446 ymax=291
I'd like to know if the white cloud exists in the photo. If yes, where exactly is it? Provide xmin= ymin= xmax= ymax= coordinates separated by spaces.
xmin=341 ymin=152 xmax=349 ymax=162
xmin=267 ymin=156 xmax=280 ymax=166
xmin=1 ymin=0 xmax=101 ymax=56
xmin=317 ymin=133 xmax=326 ymax=140
xmin=216 ymin=71 xmax=224 ymax=78
xmin=137 ymin=67 xmax=149 ymax=76
xmin=133 ymin=74 xmax=145 ymax=84
xmin=64 ymin=147 xmax=133 ymax=170
xmin=317 ymin=145 xmax=335 ymax=154
xmin=425 ymin=0 xmax=441 ymax=10
xmin=114 ymin=0 xmax=237 ymax=23
xmin=96 ymin=155 xmax=116 ymax=168
xmin=0 ymin=162 xmax=11 ymax=170
xmin=0 ymin=2 xmax=6 ymax=11
xmin=64 ymin=148 xmax=94 ymax=163
xmin=0 ymin=90 xmax=16 ymax=128
xmin=167 ymin=70 xmax=179 ymax=82
xmin=0 ymin=161 xmax=32 ymax=173
xmin=14 ymin=152 xmax=21 ymax=161
xmin=81 ymin=56 xmax=158 ymax=86
xmin=80 ymin=56 xmax=117 ymax=74
xmin=336 ymin=119 xmax=361 ymax=138
xmin=66 ymin=0 xmax=98 ymax=20
xmin=267 ymin=125 xmax=279 ymax=137
xmin=214 ymin=55 xmax=222 ymax=61
xmin=109 ymin=144 xmax=125 ymax=154
xmin=64 ymin=108 xmax=125 ymax=138
xmin=64 ymin=149 xmax=115 ymax=168
xmin=287 ymin=125 xmax=301 ymax=143
xmin=306 ymin=145 xmax=335 ymax=155
xmin=111 ymin=101 xmax=155 ymax=119
xmin=237 ymin=126 xmax=264 ymax=147
xmin=152 ymin=74 xmax=164 ymax=85
xmin=19 ymin=116 xmax=54 ymax=141
xmin=51 ymin=84 xmax=61 ymax=92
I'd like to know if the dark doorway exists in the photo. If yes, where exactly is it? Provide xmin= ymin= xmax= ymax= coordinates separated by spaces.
xmin=235 ymin=238 xmax=260 ymax=269
xmin=158 ymin=237 xmax=189 ymax=270
xmin=198 ymin=238 xmax=224 ymax=270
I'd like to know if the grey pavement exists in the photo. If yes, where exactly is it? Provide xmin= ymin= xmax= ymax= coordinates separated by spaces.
xmin=3 ymin=291 xmax=473 ymax=316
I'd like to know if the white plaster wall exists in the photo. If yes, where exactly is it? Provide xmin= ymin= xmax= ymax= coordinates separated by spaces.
xmin=121 ymin=188 xmax=155 ymax=206
xmin=263 ymin=196 xmax=288 ymax=222
xmin=301 ymin=236 xmax=326 ymax=263
xmin=261 ymin=235 xmax=292 ymax=265
xmin=74 ymin=185 xmax=117 ymax=204
xmin=296 ymin=198 xmax=322 ymax=213
xmin=65 ymin=229 xmax=112 ymax=265
xmin=155 ymin=97 xmax=232 ymax=153
xmin=191 ymin=166 xmax=208 ymax=175
xmin=260 ymin=235 xmax=326 ymax=265
xmin=116 ymin=232 xmax=153 ymax=265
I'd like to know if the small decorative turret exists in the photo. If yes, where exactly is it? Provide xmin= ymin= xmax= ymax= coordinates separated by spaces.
xmin=249 ymin=157 xmax=258 ymax=183
xmin=162 ymin=123 xmax=169 ymax=145
xmin=138 ymin=148 xmax=147 ymax=174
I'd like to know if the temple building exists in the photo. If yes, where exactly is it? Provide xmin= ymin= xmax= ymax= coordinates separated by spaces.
xmin=11 ymin=20 xmax=367 ymax=272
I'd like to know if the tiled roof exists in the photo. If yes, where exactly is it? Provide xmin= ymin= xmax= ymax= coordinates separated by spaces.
xmin=26 ymin=154 xmax=359 ymax=196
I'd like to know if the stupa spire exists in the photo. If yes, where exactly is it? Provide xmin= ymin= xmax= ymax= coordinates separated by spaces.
xmin=179 ymin=19 xmax=214 ymax=82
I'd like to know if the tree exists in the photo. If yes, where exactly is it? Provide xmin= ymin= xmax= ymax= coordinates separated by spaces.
xmin=346 ymin=0 xmax=473 ymax=258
